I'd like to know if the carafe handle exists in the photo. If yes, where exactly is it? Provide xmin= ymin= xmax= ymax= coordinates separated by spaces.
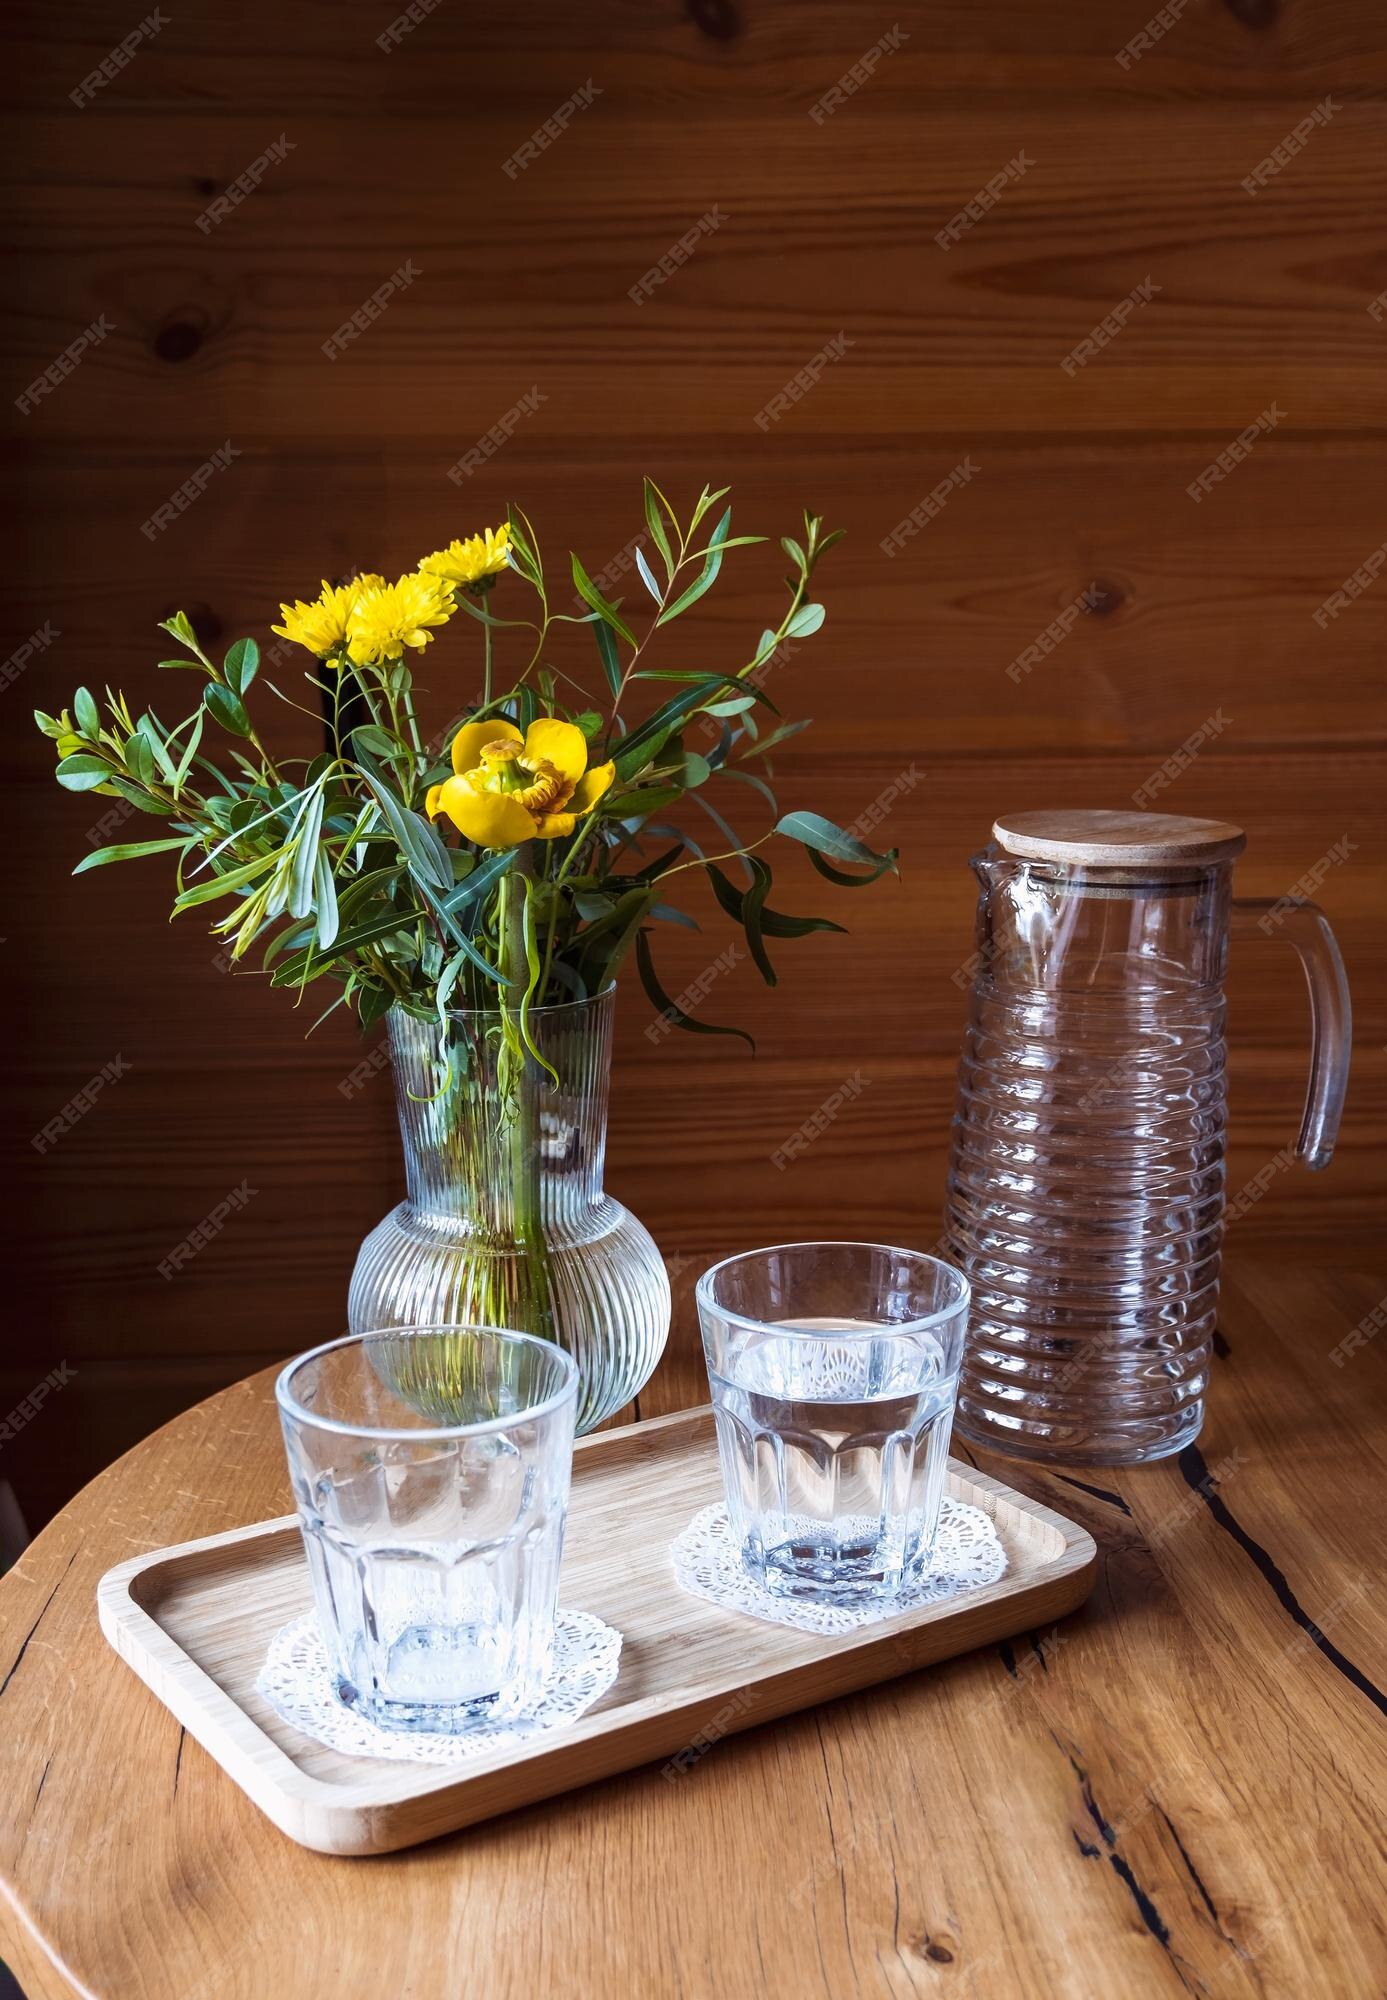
xmin=1230 ymin=899 xmax=1352 ymax=1170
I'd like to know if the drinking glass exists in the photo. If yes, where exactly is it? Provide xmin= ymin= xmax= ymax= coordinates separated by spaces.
xmin=276 ymin=1324 xmax=578 ymax=1733
xmin=696 ymin=1243 xmax=970 ymax=1604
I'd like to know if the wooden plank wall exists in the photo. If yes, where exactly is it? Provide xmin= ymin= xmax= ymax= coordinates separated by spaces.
xmin=4 ymin=1 xmax=1384 ymax=1528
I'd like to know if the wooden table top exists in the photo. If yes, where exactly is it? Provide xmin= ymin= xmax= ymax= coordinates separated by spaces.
xmin=2 ymin=1259 xmax=1384 ymax=2000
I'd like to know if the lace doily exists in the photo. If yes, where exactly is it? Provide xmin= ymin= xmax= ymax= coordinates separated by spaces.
xmin=670 ymin=1499 xmax=1007 ymax=1635
xmin=255 ymin=1607 xmax=622 ymax=1764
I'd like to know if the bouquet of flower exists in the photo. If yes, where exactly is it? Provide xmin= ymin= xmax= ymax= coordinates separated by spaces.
xmin=36 ymin=482 xmax=895 ymax=1416
xmin=37 ymin=482 xmax=893 ymax=1059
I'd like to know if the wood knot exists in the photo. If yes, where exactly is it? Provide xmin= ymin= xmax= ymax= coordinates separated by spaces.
xmin=154 ymin=320 xmax=203 ymax=363
xmin=1222 ymin=0 xmax=1280 ymax=27
xmin=1083 ymin=578 xmax=1125 ymax=617
xmin=686 ymin=0 xmax=741 ymax=40
xmin=913 ymin=1934 xmax=956 ymax=1964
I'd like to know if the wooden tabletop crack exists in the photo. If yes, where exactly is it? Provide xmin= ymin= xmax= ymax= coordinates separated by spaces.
xmin=1176 ymin=1444 xmax=1386 ymax=1718
xmin=0 ymin=1547 xmax=78 ymax=1702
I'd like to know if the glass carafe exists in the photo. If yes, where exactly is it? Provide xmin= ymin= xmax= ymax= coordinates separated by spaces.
xmin=944 ymin=811 xmax=1350 ymax=1466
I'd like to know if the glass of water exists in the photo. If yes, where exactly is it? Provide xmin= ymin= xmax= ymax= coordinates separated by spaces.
xmin=276 ymin=1324 xmax=578 ymax=1733
xmin=697 ymin=1243 xmax=970 ymax=1605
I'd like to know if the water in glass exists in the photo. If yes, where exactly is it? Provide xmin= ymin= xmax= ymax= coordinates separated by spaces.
xmin=277 ymin=1325 xmax=577 ymax=1732
xmin=698 ymin=1246 xmax=970 ymax=1605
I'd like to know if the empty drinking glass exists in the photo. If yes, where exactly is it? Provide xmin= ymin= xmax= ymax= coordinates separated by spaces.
xmin=696 ymin=1244 xmax=970 ymax=1604
xmin=276 ymin=1325 xmax=578 ymax=1733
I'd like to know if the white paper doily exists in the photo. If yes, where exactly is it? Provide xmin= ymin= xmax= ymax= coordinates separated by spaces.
xmin=670 ymin=1499 xmax=1008 ymax=1634
xmin=256 ymin=1608 xmax=622 ymax=1764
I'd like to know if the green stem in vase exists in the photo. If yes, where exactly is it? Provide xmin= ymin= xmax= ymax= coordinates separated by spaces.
xmin=496 ymin=861 xmax=555 ymax=1345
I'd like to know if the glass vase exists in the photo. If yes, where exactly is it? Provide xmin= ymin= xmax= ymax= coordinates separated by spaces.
xmin=348 ymin=986 xmax=670 ymax=1433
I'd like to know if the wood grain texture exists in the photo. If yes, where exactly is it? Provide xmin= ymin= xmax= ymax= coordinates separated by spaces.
xmin=2 ymin=1262 xmax=1384 ymax=1995
xmin=4 ymin=0 xmax=1386 ymax=1526
xmin=96 ymin=1411 xmax=1095 ymax=1855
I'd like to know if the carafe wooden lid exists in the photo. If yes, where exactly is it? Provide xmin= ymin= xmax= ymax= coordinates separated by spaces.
xmin=992 ymin=810 xmax=1246 ymax=866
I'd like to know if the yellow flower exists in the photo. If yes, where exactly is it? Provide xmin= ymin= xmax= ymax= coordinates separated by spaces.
xmin=272 ymin=576 xmax=383 ymax=662
xmin=427 ymin=717 xmax=615 ymax=847
xmin=419 ymin=525 xmax=512 ymax=592
xmin=346 ymin=571 xmax=456 ymax=666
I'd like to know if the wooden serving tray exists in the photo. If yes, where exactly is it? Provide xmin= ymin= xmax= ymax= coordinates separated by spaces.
xmin=97 ymin=1404 xmax=1097 ymax=1856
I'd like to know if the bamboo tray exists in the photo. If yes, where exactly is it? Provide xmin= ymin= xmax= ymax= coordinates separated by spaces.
xmin=97 ymin=1404 xmax=1097 ymax=1856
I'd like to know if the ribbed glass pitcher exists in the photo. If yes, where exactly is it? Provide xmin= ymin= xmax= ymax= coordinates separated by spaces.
xmin=944 ymin=810 xmax=1351 ymax=1466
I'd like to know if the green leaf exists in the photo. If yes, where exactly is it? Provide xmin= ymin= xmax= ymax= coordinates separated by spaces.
xmin=349 ymin=724 xmax=403 ymax=762
xmin=774 ymin=810 xmax=895 ymax=871
xmin=504 ymin=505 xmax=543 ymax=589
xmin=135 ymin=714 xmax=178 ymax=783
xmin=204 ymin=684 xmax=253 ymax=738
xmin=356 ymin=983 xmax=390 ymax=1028
xmin=442 ymin=846 xmax=514 ymax=915
xmin=786 ymin=602 xmax=826 ymax=639
xmin=355 ymin=753 xmax=452 ymax=894
xmin=109 ymin=778 xmax=171 ymax=815
xmin=635 ymin=546 xmax=663 ymax=605
xmin=741 ymin=856 xmax=777 ymax=986
xmin=156 ymin=611 xmax=206 ymax=660
xmin=313 ymin=851 xmax=339 ymax=948
xmin=175 ymin=849 xmax=282 ymax=910
xmin=574 ymin=889 xmax=617 ymax=921
xmin=224 ymin=638 xmax=259 ymax=697
xmin=336 ymin=865 xmax=404 ymax=922
xmin=72 ymin=836 xmax=192 ymax=876
xmin=172 ymin=710 xmax=205 ymax=797
xmin=592 ymin=616 xmax=621 ymax=699
xmin=416 ymin=867 xmax=513 ymax=987
xmin=642 ymin=477 xmax=676 ymax=579
xmin=634 ymin=930 xmax=754 ymax=1051
xmin=689 ymin=484 xmax=730 ymax=533
xmin=73 ymin=687 xmax=100 ymax=737
xmin=55 ymin=753 xmax=114 ymax=792
xmin=578 ymin=885 xmax=657 ymax=985
xmin=657 ymin=505 xmax=731 ymax=625
xmin=613 ymin=725 xmax=672 ymax=783
xmin=613 ymin=675 xmax=768 ymax=780
xmin=706 ymin=861 xmax=848 ymax=939
xmin=603 ymin=784 xmax=683 ymax=819
xmin=633 ymin=669 xmax=779 ymax=715
xmin=288 ymin=790 xmax=324 ymax=920
xmin=124 ymin=730 xmax=155 ymax=787
xmin=743 ymin=718 xmax=811 ymax=760
xmin=808 ymin=846 xmax=898 ymax=888
xmin=571 ymin=553 xmax=638 ymax=648
xmin=271 ymin=906 xmax=426 ymax=986
xmin=649 ymin=902 xmax=700 ymax=929
xmin=628 ymin=840 xmax=687 ymax=883
xmin=781 ymin=537 xmax=807 ymax=571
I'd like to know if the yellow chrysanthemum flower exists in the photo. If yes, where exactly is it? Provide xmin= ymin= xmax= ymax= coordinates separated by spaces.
xmin=272 ymin=575 xmax=384 ymax=662
xmin=426 ymin=717 xmax=615 ymax=847
xmin=346 ymin=571 xmax=457 ymax=666
xmin=419 ymin=525 xmax=512 ymax=592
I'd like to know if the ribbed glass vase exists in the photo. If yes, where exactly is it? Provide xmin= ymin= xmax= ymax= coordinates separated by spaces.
xmin=347 ymin=985 xmax=670 ymax=1433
